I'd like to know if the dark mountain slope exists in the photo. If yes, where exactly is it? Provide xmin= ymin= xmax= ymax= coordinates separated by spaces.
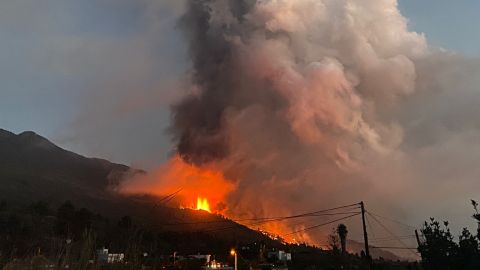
xmin=0 ymin=129 xmax=131 ymax=208
xmin=0 ymin=129 xmax=277 ymax=244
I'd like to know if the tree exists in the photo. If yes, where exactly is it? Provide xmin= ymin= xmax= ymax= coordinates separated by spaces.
xmin=57 ymin=201 xmax=75 ymax=221
xmin=418 ymin=218 xmax=480 ymax=270
xmin=418 ymin=218 xmax=459 ymax=270
xmin=73 ymin=208 xmax=93 ymax=233
xmin=55 ymin=201 xmax=76 ymax=236
xmin=328 ymin=228 xmax=340 ymax=253
xmin=418 ymin=201 xmax=480 ymax=269
xmin=30 ymin=201 xmax=50 ymax=216
xmin=457 ymin=228 xmax=480 ymax=269
xmin=118 ymin=215 xmax=133 ymax=229
xmin=337 ymin=224 xmax=348 ymax=255
xmin=0 ymin=200 xmax=7 ymax=211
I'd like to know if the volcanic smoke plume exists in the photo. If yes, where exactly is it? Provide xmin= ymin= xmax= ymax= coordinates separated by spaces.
xmin=120 ymin=0 xmax=473 ymax=243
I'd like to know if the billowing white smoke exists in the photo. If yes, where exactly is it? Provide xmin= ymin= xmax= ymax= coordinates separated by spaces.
xmin=169 ymin=0 xmax=426 ymax=219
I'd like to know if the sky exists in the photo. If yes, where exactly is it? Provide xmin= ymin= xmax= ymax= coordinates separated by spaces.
xmin=399 ymin=0 xmax=480 ymax=56
xmin=0 ymin=1 xmax=188 ymax=167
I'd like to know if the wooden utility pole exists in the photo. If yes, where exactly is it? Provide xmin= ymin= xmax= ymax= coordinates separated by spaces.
xmin=360 ymin=201 xmax=373 ymax=269
xmin=415 ymin=229 xmax=422 ymax=247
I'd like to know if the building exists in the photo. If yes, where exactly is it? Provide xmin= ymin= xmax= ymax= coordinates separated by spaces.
xmin=267 ymin=250 xmax=291 ymax=262
xmin=202 ymin=260 xmax=233 ymax=270
xmin=96 ymin=248 xmax=125 ymax=264
xmin=189 ymin=254 xmax=212 ymax=263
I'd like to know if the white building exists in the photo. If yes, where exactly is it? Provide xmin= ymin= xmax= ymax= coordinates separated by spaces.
xmin=268 ymin=250 xmax=292 ymax=262
xmin=202 ymin=259 xmax=233 ymax=270
xmin=189 ymin=254 xmax=212 ymax=263
xmin=97 ymin=248 xmax=125 ymax=264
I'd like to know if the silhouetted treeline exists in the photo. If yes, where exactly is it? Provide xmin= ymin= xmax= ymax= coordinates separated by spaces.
xmin=417 ymin=201 xmax=480 ymax=270
xmin=0 ymin=199 xmax=419 ymax=269
xmin=0 ymin=200 xmax=239 ymax=268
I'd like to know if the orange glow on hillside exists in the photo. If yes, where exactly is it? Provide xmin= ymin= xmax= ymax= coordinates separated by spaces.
xmin=121 ymin=155 xmax=235 ymax=213
xmin=120 ymin=156 xmax=324 ymax=245
xmin=196 ymin=197 xmax=211 ymax=212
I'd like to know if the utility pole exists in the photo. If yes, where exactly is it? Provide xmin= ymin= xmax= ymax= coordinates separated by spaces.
xmin=415 ymin=229 xmax=422 ymax=247
xmin=360 ymin=201 xmax=373 ymax=269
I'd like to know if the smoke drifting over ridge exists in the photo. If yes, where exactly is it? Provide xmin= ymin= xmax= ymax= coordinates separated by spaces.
xmin=120 ymin=0 xmax=480 ymax=245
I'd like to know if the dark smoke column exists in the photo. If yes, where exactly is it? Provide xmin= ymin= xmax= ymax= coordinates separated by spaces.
xmin=171 ymin=0 xmax=253 ymax=165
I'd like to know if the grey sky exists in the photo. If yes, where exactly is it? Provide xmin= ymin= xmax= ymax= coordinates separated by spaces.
xmin=0 ymin=0 xmax=479 ymax=167
xmin=0 ymin=0 xmax=188 ymax=167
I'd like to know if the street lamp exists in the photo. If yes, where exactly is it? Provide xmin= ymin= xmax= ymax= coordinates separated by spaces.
xmin=230 ymin=249 xmax=237 ymax=270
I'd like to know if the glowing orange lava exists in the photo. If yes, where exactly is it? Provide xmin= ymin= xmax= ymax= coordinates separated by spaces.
xmin=122 ymin=155 xmax=235 ymax=213
xmin=196 ymin=197 xmax=211 ymax=212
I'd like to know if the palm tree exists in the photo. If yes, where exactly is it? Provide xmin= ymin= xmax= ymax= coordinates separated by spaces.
xmin=337 ymin=224 xmax=348 ymax=255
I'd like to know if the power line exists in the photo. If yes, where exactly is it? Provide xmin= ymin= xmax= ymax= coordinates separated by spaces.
xmin=273 ymin=203 xmax=360 ymax=220
xmin=287 ymin=211 xmax=361 ymax=229
xmin=161 ymin=189 xmax=183 ymax=204
xmin=198 ymin=204 xmax=361 ymax=234
xmin=367 ymin=212 xmax=420 ymax=258
xmin=369 ymin=236 xmax=417 ymax=243
xmin=200 ymin=211 xmax=361 ymax=234
xmin=199 ymin=217 xmax=286 ymax=233
xmin=370 ymin=246 xmax=419 ymax=251
xmin=370 ymin=235 xmax=416 ymax=241
xmin=367 ymin=211 xmax=416 ymax=230
xmin=159 ymin=203 xmax=360 ymax=226
xmin=149 ymin=188 xmax=184 ymax=212
xmin=284 ymin=213 xmax=361 ymax=236
xmin=365 ymin=213 xmax=376 ymax=240
xmin=160 ymin=211 xmax=361 ymax=226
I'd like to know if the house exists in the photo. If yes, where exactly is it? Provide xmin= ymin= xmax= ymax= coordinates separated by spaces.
xmin=189 ymin=254 xmax=212 ymax=263
xmin=267 ymin=250 xmax=291 ymax=262
xmin=96 ymin=248 xmax=125 ymax=264
xmin=202 ymin=259 xmax=233 ymax=270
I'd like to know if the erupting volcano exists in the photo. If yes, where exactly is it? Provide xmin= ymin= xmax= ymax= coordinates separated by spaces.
xmin=121 ymin=0 xmax=437 ymax=246
xmin=6 ymin=0 xmax=480 ymax=266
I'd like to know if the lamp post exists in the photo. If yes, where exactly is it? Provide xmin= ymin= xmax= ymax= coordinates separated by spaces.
xmin=230 ymin=249 xmax=237 ymax=270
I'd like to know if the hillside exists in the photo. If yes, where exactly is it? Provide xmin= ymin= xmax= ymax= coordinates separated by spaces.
xmin=0 ymin=129 xmax=128 ymax=204
xmin=0 ymin=129 xmax=279 ymax=243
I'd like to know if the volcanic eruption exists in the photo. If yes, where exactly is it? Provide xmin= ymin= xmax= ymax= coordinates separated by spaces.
xmin=120 ymin=0 xmax=444 ymax=244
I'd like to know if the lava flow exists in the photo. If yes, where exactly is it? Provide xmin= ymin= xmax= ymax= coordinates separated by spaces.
xmin=196 ymin=197 xmax=211 ymax=212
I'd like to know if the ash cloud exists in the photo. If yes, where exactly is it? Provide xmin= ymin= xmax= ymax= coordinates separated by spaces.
xmin=171 ymin=0 xmax=425 ymax=218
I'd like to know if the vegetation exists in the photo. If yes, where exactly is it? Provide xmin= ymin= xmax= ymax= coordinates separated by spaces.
xmin=0 ymin=200 xmax=242 ymax=269
xmin=0 ymin=200 xmax=420 ymax=270
xmin=7 ymin=200 xmax=480 ymax=269
xmin=417 ymin=201 xmax=480 ymax=270
xmin=337 ymin=224 xmax=348 ymax=255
